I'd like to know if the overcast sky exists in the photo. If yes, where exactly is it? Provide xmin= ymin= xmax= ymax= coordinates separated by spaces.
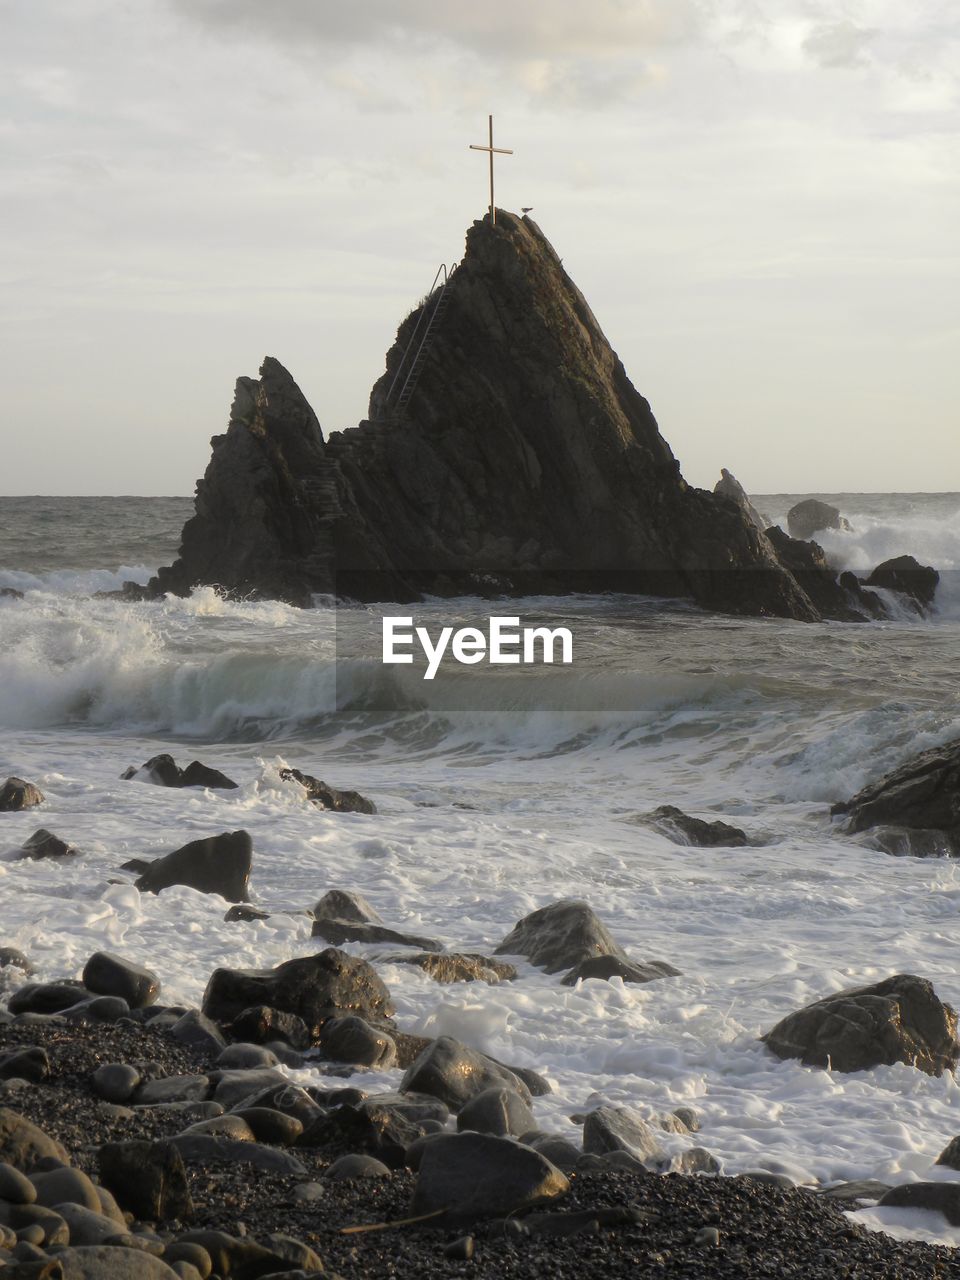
xmin=2 ymin=0 xmax=957 ymax=496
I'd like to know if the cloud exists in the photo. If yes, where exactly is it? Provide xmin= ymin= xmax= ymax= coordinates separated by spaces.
xmin=802 ymin=20 xmax=877 ymax=69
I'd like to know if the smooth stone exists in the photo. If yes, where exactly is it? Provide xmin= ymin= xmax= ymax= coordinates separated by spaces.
xmin=411 ymin=1132 xmax=569 ymax=1222
xmin=91 ymin=1064 xmax=141 ymax=1104
xmin=49 ymin=1245 xmax=180 ymax=1278
xmin=311 ymin=889 xmax=382 ymax=923
xmin=324 ymin=1153 xmax=391 ymax=1181
xmin=495 ymin=899 xmax=628 ymax=974
xmin=0 ymin=1203 xmax=69 ymax=1245
xmin=134 ymin=831 xmax=252 ymax=903
xmin=134 ymin=1076 xmax=210 ymax=1105
xmin=0 ymin=1049 xmax=50 ymax=1084
xmin=162 ymin=1242 xmax=212 ymax=1278
xmin=210 ymin=1068 xmax=288 ymax=1109
xmin=582 ymin=1106 xmax=665 ymax=1168
xmin=520 ymin=1133 xmax=582 ymax=1173
xmin=18 ymin=829 xmax=76 ymax=860
xmin=54 ymin=1203 xmax=128 ymax=1246
xmin=261 ymin=1232 xmax=324 ymax=1273
xmin=97 ymin=1141 xmax=194 ymax=1221
xmin=456 ymin=1087 xmax=535 ymax=1138
xmin=0 ymin=1162 xmax=37 ymax=1204
xmin=81 ymin=953 xmax=159 ymax=1009
xmin=215 ymin=1043 xmax=278 ymax=1070
xmin=167 ymin=1134 xmax=307 ymax=1176
xmin=180 ymin=1116 xmax=255 ymax=1142
xmin=168 ymin=1011 xmax=225 ymax=1055
xmin=400 ymin=1036 xmax=532 ymax=1110
xmin=29 ymin=1167 xmax=101 ymax=1212
xmin=0 ymin=1110 xmax=70 ymax=1171
xmin=7 ymin=985 xmax=89 ymax=1017
xmin=227 ymin=1006 xmax=311 ymax=1050
xmin=879 ymin=1182 xmax=960 ymax=1225
xmin=233 ymin=1109 xmax=303 ymax=1147
xmin=319 ymin=1016 xmax=397 ymax=1069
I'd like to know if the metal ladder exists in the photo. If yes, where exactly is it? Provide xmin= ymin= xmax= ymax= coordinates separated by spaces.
xmin=384 ymin=262 xmax=457 ymax=414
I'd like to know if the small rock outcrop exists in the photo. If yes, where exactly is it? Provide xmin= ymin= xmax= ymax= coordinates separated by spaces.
xmin=764 ymin=527 xmax=884 ymax=622
xmin=17 ymin=828 xmax=76 ymax=860
xmin=121 ymin=754 xmax=238 ymax=790
xmin=582 ymin=1106 xmax=666 ymax=1167
xmin=495 ymin=899 xmax=626 ymax=974
xmin=864 ymin=555 xmax=940 ymax=612
xmin=714 ymin=468 xmax=768 ymax=531
xmin=761 ymin=974 xmax=959 ymax=1076
xmin=0 ymin=777 xmax=44 ymax=812
xmin=831 ymin=738 xmax=960 ymax=856
xmin=648 ymin=805 xmax=749 ymax=848
xmin=281 ymin=768 xmax=375 ymax=814
xmin=133 ymin=830 xmax=253 ymax=902
xmin=786 ymin=498 xmax=850 ymax=540
xmin=149 ymin=213 xmax=867 ymax=622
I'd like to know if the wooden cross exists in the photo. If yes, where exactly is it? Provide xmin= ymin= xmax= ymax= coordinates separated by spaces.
xmin=469 ymin=115 xmax=513 ymax=226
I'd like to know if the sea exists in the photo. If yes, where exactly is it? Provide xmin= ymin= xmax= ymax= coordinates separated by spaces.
xmin=1 ymin=491 xmax=959 ymax=1246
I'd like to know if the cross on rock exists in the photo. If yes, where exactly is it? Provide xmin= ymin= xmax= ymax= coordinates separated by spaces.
xmin=469 ymin=115 xmax=513 ymax=226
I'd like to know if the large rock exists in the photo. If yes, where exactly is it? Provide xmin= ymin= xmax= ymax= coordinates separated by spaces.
xmin=582 ymin=1106 xmax=666 ymax=1168
xmin=762 ymin=974 xmax=959 ymax=1076
xmin=400 ymin=1036 xmax=532 ymax=1109
xmin=786 ymin=498 xmax=850 ymax=540
xmin=0 ymin=1109 xmax=70 ymax=1170
xmin=319 ymin=1015 xmax=397 ymax=1069
xmin=456 ymin=1086 xmax=535 ymax=1138
xmin=311 ymin=888 xmax=382 ymax=923
xmin=765 ymin=526 xmax=884 ymax=622
xmin=82 ymin=952 xmax=160 ymax=1008
xmin=864 ymin=555 xmax=940 ymax=612
xmin=831 ymin=738 xmax=960 ymax=856
xmin=411 ymin=1132 xmax=568 ymax=1222
xmin=201 ymin=948 xmax=394 ymax=1036
xmin=0 ymin=778 xmax=44 ymax=812
xmin=150 ymin=213 xmax=833 ymax=622
xmin=134 ymin=830 xmax=252 ymax=902
xmin=495 ymin=899 xmax=626 ymax=974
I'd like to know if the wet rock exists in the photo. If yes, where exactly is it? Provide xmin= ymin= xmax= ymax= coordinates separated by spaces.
xmin=325 ymin=1153 xmax=392 ymax=1181
xmin=18 ymin=829 xmax=76 ymax=860
xmin=935 ymin=1135 xmax=960 ymax=1169
xmin=457 ymin=1086 xmax=535 ymax=1138
xmin=90 ymin=1064 xmax=141 ymax=1104
xmin=299 ymin=1093 xmax=447 ymax=1168
xmin=821 ymin=1179 xmax=893 ymax=1203
xmin=384 ymin=952 xmax=517 ymax=984
xmin=169 ymin=1009 xmax=226 ymax=1054
xmin=0 ymin=1109 xmax=70 ymax=1170
xmin=765 ymin=527 xmax=884 ymax=622
xmin=865 ymin=555 xmax=939 ymax=611
xmin=0 ymin=947 xmax=33 ymax=975
xmin=311 ymin=917 xmax=441 ymax=950
xmin=81 ymin=952 xmax=160 ymax=1008
xmin=561 ymin=955 xmax=680 ymax=986
xmin=400 ymin=1036 xmax=532 ymax=1110
xmin=495 ymin=899 xmax=627 ymax=974
xmin=215 ymin=1043 xmax=278 ymax=1070
xmin=311 ymin=888 xmax=382 ymax=923
xmin=121 ymin=754 xmax=238 ymax=790
xmin=0 ymin=1048 xmax=49 ymax=1083
xmin=233 ymin=1108 xmax=302 ymax=1146
xmin=224 ymin=905 xmax=270 ymax=924
xmin=181 ymin=1115 xmax=256 ymax=1142
xmin=648 ymin=805 xmax=748 ymax=848
xmin=831 ymin=737 xmax=960 ymax=856
xmin=47 ymin=1245 xmax=180 ymax=1278
xmin=762 ymin=973 xmax=959 ymax=1076
xmin=279 ymin=767 xmax=376 ymax=814
xmin=134 ymin=831 xmax=252 ymax=903
xmin=667 ymin=1146 xmax=721 ymax=1174
xmin=228 ymin=1005 xmax=312 ymax=1050
xmin=878 ymin=1182 xmax=960 ymax=1226
xmin=320 ymin=1015 xmax=397 ymax=1069
xmin=210 ymin=1068 xmax=289 ymax=1109
xmin=0 ymin=779 xmax=44 ymax=812
xmin=786 ymin=498 xmax=850 ymax=540
xmin=0 ymin=1161 xmax=37 ymax=1203
xmin=521 ymin=1133 xmax=582 ymax=1173
xmin=134 ymin=1075 xmax=211 ymax=1105
xmin=62 ymin=995 xmax=130 ymax=1024
xmin=235 ymin=1083 xmax=323 ymax=1129
xmin=202 ymin=948 xmax=394 ymax=1036
xmin=7 ymin=981 xmax=87 ymax=1016
xmin=411 ymin=1131 xmax=568 ymax=1222
xmin=582 ymin=1106 xmax=665 ymax=1168
xmin=168 ymin=1133 xmax=307 ymax=1175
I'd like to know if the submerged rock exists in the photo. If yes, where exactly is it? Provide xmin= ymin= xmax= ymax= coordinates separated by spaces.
xmin=311 ymin=888 xmax=382 ymax=923
xmin=134 ymin=830 xmax=253 ymax=902
xmin=495 ymin=899 xmax=627 ymax=974
xmin=786 ymin=498 xmax=850 ymax=540
xmin=761 ymin=973 xmax=959 ymax=1076
xmin=121 ymin=753 xmax=238 ymax=790
xmin=831 ymin=737 xmax=960 ymax=856
xmin=18 ymin=829 xmax=76 ymax=860
xmin=150 ymin=213 xmax=832 ymax=622
xmin=319 ymin=1015 xmax=397 ymax=1069
xmin=648 ymin=805 xmax=748 ymax=848
xmin=280 ymin=768 xmax=376 ymax=814
xmin=864 ymin=555 xmax=939 ymax=612
xmin=0 ymin=778 xmax=44 ymax=812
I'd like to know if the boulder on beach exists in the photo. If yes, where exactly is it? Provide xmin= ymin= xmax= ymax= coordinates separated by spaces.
xmin=134 ymin=830 xmax=253 ymax=902
xmin=411 ymin=1131 xmax=569 ymax=1222
xmin=878 ymin=1182 xmax=960 ymax=1226
xmin=761 ymin=973 xmax=959 ymax=1076
xmin=400 ymin=1035 xmax=533 ymax=1110
xmin=648 ymin=805 xmax=749 ymax=848
xmin=831 ymin=737 xmax=960 ymax=856
xmin=864 ymin=555 xmax=940 ymax=612
xmin=582 ymin=1105 xmax=666 ymax=1168
xmin=495 ymin=899 xmax=627 ymax=974
xmin=280 ymin=767 xmax=376 ymax=814
xmin=0 ymin=777 xmax=44 ymax=812
xmin=786 ymin=498 xmax=850 ymax=541
xmin=121 ymin=753 xmax=238 ymax=790
xmin=0 ymin=1108 xmax=70 ymax=1170
xmin=201 ymin=947 xmax=395 ymax=1036
xmin=82 ymin=952 xmax=160 ymax=1009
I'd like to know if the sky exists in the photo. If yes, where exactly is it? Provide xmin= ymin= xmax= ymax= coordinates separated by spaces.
xmin=1 ymin=0 xmax=957 ymax=496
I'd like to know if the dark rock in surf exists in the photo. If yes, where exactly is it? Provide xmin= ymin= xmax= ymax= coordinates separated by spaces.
xmin=0 ymin=587 xmax=24 ymax=600
xmin=121 ymin=753 xmax=238 ymax=790
xmin=762 ymin=973 xmax=959 ymax=1076
xmin=786 ymin=498 xmax=850 ymax=541
xmin=81 ymin=952 xmax=160 ymax=1009
xmin=864 ymin=555 xmax=939 ymax=612
xmin=228 ymin=1004 xmax=312 ymax=1050
xmin=281 ymin=768 xmax=376 ymax=814
xmin=831 ymin=737 xmax=960 ymax=855
xmin=134 ymin=830 xmax=252 ymax=902
xmin=224 ymin=904 xmax=270 ymax=923
xmin=561 ymin=955 xmax=680 ymax=987
xmin=495 ymin=899 xmax=627 ymax=974
xmin=0 ymin=778 xmax=44 ymax=812
xmin=18 ymin=829 xmax=76 ymax=860
xmin=319 ymin=1015 xmax=397 ymax=1069
xmin=411 ymin=1131 xmax=568 ymax=1223
xmin=0 ymin=948 xmax=33 ymax=976
xmin=385 ymin=952 xmax=517 ymax=984
xmin=582 ymin=1106 xmax=666 ymax=1168
xmin=201 ymin=948 xmax=394 ymax=1036
xmin=935 ymin=1135 xmax=960 ymax=1170
xmin=714 ymin=468 xmax=767 ymax=532
xmin=150 ymin=213 xmax=829 ymax=622
xmin=878 ymin=1182 xmax=960 ymax=1226
xmin=648 ymin=805 xmax=749 ymax=848
xmin=764 ymin=527 xmax=884 ymax=622
xmin=456 ymin=1086 xmax=535 ymax=1138
xmin=311 ymin=888 xmax=382 ymax=923
xmin=311 ymin=916 xmax=441 ymax=951
xmin=7 ymin=982 xmax=88 ymax=1016
xmin=400 ymin=1036 xmax=533 ymax=1110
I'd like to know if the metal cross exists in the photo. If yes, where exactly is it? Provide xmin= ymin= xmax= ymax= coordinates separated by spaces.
xmin=469 ymin=115 xmax=513 ymax=226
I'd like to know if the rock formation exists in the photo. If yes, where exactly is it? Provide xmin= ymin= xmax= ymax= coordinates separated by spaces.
xmin=150 ymin=211 xmax=877 ymax=621
xmin=786 ymin=498 xmax=850 ymax=541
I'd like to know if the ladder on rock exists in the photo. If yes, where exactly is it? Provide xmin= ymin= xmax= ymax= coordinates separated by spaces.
xmin=383 ymin=262 xmax=458 ymax=415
